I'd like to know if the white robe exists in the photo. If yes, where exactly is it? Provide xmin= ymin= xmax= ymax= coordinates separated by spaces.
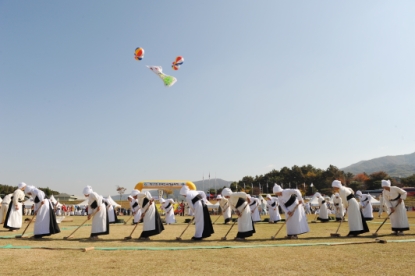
xmin=229 ymin=192 xmax=255 ymax=238
xmin=0 ymin=194 xmax=12 ymax=224
xmin=277 ymin=189 xmax=309 ymax=236
xmin=31 ymin=189 xmax=60 ymax=237
xmin=130 ymin=199 xmax=141 ymax=224
xmin=267 ymin=197 xmax=281 ymax=222
xmin=137 ymin=192 xmax=164 ymax=238
xmin=383 ymin=187 xmax=410 ymax=232
xmin=186 ymin=190 xmax=214 ymax=239
xmin=249 ymin=198 xmax=261 ymax=222
xmin=332 ymin=195 xmax=345 ymax=220
xmin=378 ymin=194 xmax=389 ymax=217
xmin=360 ymin=194 xmax=373 ymax=220
xmin=3 ymin=189 xmax=25 ymax=230
xmin=88 ymin=192 xmax=109 ymax=237
xmin=219 ymin=198 xmax=232 ymax=223
xmin=162 ymin=199 xmax=176 ymax=224
xmin=338 ymin=186 xmax=369 ymax=236
xmin=317 ymin=197 xmax=329 ymax=222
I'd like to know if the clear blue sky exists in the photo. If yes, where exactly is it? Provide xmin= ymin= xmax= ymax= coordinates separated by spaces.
xmin=1 ymin=1 xmax=414 ymax=196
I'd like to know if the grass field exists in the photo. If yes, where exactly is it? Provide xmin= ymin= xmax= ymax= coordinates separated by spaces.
xmin=1 ymin=212 xmax=414 ymax=276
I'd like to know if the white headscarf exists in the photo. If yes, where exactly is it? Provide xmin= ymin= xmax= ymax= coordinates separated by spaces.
xmin=266 ymin=194 xmax=271 ymax=200
xmin=381 ymin=180 xmax=391 ymax=187
xmin=331 ymin=180 xmax=342 ymax=188
xmin=25 ymin=185 xmax=35 ymax=195
xmin=159 ymin=198 xmax=166 ymax=203
xmin=356 ymin=190 xmax=362 ymax=196
xmin=18 ymin=182 xmax=27 ymax=189
xmin=273 ymin=184 xmax=283 ymax=193
xmin=216 ymin=195 xmax=222 ymax=200
xmin=180 ymin=185 xmax=189 ymax=196
xmin=130 ymin=189 xmax=140 ymax=196
xmin=221 ymin=188 xmax=232 ymax=197
xmin=83 ymin=186 xmax=93 ymax=195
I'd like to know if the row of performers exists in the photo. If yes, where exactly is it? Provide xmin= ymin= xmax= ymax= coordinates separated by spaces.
xmin=2 ymin=180 xmax=410 ymax=240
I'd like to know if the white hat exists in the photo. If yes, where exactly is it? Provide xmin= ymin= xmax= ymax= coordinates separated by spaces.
xmin=331 ymin=180 xmax=342 ymax=188
xmin=356 ymin=190 xmax=362 ymax=196
xmin=335 ymin=193 xmax=339 ymax=197
xmin=127 ymin=195 xmax=133 ymax=199
xmin=381 ymin=180 xmax=391 ymax=187
xmin=25 ymin=185 xmax=35 ymax=195
xmin=130 ymin=189 xmax=140 ymax=196
xmin=273 ymin=184 xmax=283 ymax=193
xmin=315 ymin=192 xmax=321 ymax=198
xmin=18 ymin=182 xmax=27 ymax=189
xmin=83 ymin=186 xmax=93 ymax=195
xmin=216 ymin=195 xmax=222 ymax=199
xmin=180 ymin=185 xmax=189 ymax=196
xmin=221 ymin=188 xmax=232 ymax=197
xmin=159 ymin=198 xmax=166 ymax=203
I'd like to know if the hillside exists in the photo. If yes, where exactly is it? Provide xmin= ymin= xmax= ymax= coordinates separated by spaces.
xmin=342 ymin=152 xmax=415 ymax=177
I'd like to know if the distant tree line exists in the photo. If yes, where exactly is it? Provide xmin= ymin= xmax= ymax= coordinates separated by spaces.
xmin=0 ymin=184 xmax=59 ymax=197
xmin=228 ymin=165 xmax=415 ymax=196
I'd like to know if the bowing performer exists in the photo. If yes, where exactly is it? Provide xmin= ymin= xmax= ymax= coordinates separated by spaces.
xmin=136 ymin=191 xmax=164 ymax=240
xmin=266 ymin=194 xmax=281 ymax=223
xmin=83 ymin=186 xmax=109 ymax=240
xmin=129 ymin=192 xmax=142 ymax=224
xmin=332 ymin=193 xmax=345 ymax=221
xmin=273 ymin=184 xmax=309 ymax=239
xmin=381 ymin=180 xmax=409 ymax=236
xmin=180 ymin=185 xmax=214 ymax=240
xmin=25 ymin=185 xmax=60 ymax=238
xmin=160 ymin=198 xmax=176 ymax=225
xmin=0 ymin=193 xmax=12 ymax=224
xmin=360 ymin=194 xmax=373 ymax=221
xmin=222 ymin=188 xmax=255 ymax=241
xmin=331 ymin=180 xmax=369 ymax=237
xmin=316 ymin=193 xmax=329 ymax=223
xmin=247 ymin=195 xmax=261 ymax=223
xmin=103 ymin=198 xmax=118 ymax=224
xmin=217 ymin=194 xmax=232 ymax=224
xmin=3 ymin=182 xmax=26 ymax=231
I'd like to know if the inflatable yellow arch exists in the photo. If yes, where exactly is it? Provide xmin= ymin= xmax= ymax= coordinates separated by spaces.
xmin=134 ymin=180 xmax=196 ymax=192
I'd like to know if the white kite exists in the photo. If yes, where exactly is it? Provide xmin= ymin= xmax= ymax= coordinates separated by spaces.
xmin=147 ymin=65 xmax=177 ymax=87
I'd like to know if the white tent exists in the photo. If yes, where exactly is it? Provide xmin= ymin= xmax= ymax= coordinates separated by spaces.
xmin=368 ymin=194 xmax=380 ymax=206
xmin=77 ymin=199 xmax=89 ymax=206
xmin=105 ymin=195 xmax=121 ymax=208
xmin=308 ymin=193 xmax=320 ymax=207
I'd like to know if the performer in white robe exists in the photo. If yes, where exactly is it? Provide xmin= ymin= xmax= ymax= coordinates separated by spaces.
xmin=0 ymin=193 xmax=12 ymax=224
xmin=360 ymin=194 xmax=373 ymax=221
xmin=3 ymin=182 xmax=26 ymax=231
xmin=180 ymin=185 xmax=214 ymax=240
xmin=222 ymin=188 xmax=255 ymax=240
xmin=355 ymin=190 xmax=363 ymax=202
xmin=266 ymin=194 xmax=281 ymax=223
xmin=332 ymin=180 xmax=369 ymax=237
xmin=332 ymin=193 xmax=345 ymax=221
xmin=136 ymin=191 xmax=164 ymax=240
xmin=316 ymin=193 xmax=329 ymax=223
xmin=247 ymin=195 xmax=261 ymax=222
xmin=160 ymin=198 xmax=176 ymax=224
xmin=305 ymin=202 xmax=311 ymax=215
xmin=273 ymin=184 xmax=309 ymax=239
xmin=217 ymin=195 xmax=232 ymax=224
xmin=25 ymin=186 xmax=60 ymax=238
xmin=381 ymin=180 xmax=409 ymax=235
xmin=102 ymin=198 xmax=117 ymax=224
xmin=83 ymin=186 xmax=109 ymax=239
xmin=128 ymin=193 xmax=142 ymax=224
